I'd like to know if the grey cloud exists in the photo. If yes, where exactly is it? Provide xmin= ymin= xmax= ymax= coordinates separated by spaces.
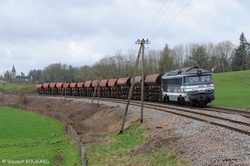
xmin=0 ymin=0 xmax=250 ymax=75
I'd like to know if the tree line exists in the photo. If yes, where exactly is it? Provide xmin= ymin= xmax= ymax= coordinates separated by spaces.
xmin=26 ymin=32 xmax=250 ymax=83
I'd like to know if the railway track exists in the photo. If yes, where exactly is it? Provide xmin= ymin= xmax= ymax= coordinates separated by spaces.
xmin=40 ymin=95 xmax=250 ymax=137
xmin=203 ymin=105 xmax=250 ymax=118
xmin=91 ymin=97 xmax=250 ymax=136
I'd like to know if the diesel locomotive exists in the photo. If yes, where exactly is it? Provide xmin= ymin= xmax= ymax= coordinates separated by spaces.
xmin=36 ymin=67 xmax=215 ymax=106
xmin=161 ymin=67 xmax=215 ymax=106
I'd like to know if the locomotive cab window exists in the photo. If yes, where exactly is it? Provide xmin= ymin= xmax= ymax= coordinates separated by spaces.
xmin=162 ymin=77 xmax=182 ymax=92
xmin=163 ymin=78 xmax=182 ymax=86
xmin=185 ymin=75 xmax=212 ymax=83
xmin=187 ymin=76 xmax=199 ymax=83
xmin=201 ymin=75 xmax=211 ymax=82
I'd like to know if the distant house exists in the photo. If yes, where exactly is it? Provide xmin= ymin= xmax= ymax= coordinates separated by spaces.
xmin=0 ymin=75 xmax=7 ymax=84
xmin=15 ymin=75 xmax=33 ymax=83
xmin=11 ymin=65 xmax=32 ymax=83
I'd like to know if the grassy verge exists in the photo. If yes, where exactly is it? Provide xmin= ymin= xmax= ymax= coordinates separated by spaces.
xmin=0 ymin=83 xmax=36 ymax=96
xmin=211 ymin=70 xmax=250 ymax=109
xmin=0 ymin=107 xmax=81 ymax=166
xmin=86 ymin=124 xmax=186 ymax=166
xmin=0 ymin=83 xmax=35 ymax=90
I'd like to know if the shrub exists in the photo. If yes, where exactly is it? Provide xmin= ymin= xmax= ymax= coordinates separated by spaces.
xmin=17 ymin=88 xmax=29 ymax=105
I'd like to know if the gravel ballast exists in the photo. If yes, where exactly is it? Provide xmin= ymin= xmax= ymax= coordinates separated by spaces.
xmin=81 ymin=98 xmax=250 ymax=166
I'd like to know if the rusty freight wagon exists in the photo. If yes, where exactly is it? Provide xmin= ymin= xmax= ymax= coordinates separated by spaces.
xmin=43 ymin=83 xmax=50 ymax=95
xmin=49 ymin=82 xmax=57 ymax=95
xmin=63 ymin=82 xmax=71 ymax=96
xmin=108 ymin=78 xmax=119 ymax=97
xmin=117 ymin=77 xmax=131 ymax=98
xmin=145 ymin=74 xmax=163 ymax=101
xmin=77 ymin=82 xmax=85 ymax=96
xmin=84 ymin=80 xmax=93 ymax=97
xmin=36 ymin=83 xmax=44 ymax=95
xmin=56 ymin=82 xmax=64 ymax=95
xmin=132 ymin=76 xmax=143 ymax=100
xmin=70 ymin=82 xmax=78 ymax=96
xmin=99 ymin=79 xmax=109 ymax=97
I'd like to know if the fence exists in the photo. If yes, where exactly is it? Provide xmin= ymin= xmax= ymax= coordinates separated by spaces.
xmin=67 ymin=125 xmax=88 ymax=166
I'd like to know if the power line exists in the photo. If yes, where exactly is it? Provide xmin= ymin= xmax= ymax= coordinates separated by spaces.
xmin=138 ymin=0 xmax=173 ymax=39
xmin=128 ymin=0 xmax=176 ymax=51
xmin=141 ymin=0 xmax=184 ymax=38
xmin=127 ymin=0 xmax=172 ymax=52
xmin=127 ymin=0 xmax=191 ymax=53
xmin=149 ymin=0 xmax=191 ymax=39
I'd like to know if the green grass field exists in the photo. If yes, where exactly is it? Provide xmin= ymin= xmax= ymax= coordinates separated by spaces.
xmin=0 ymin=107 xmax=81 ymax=166
xmin=0 ymin=83 xmax=35 ymax=89
xmin=86 ymin=124 xmax=186 ymax=166
xmin=211 ymin=70 xmax=250 ymax=109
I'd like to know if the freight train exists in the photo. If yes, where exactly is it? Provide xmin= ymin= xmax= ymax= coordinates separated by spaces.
xmin=36 ymin=67 xmax=215 ymax=106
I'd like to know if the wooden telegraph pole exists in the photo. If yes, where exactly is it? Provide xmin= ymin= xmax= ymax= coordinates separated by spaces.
xmin=64 ymin=81 xmax=67 ymax=101
xmin=92 ymin=73 xmax=102 ymax=107
xmin=119 ymin=39 xmax=150 ymax=134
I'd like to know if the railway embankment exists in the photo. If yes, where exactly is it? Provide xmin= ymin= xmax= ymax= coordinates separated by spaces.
xmin=1 ymin=94 xmax=250 ymax=165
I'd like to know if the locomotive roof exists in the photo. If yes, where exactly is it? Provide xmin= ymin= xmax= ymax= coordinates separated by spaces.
xmin=162 ymin=67 xmax=211 ymax=78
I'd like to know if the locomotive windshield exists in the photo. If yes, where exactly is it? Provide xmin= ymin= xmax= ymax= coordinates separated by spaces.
xmin=185 ymin=75 xmax=212 ymax=83
xmin=201 ymin=75 xmax=211 ymax=82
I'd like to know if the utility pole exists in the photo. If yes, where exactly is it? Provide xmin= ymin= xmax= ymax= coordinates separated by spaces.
xmin=64 ymin=81 xmax=67 ymax=101
xmin=92 ymin=73 xmax=102 ymax=107
xmin=137 ymin=39 xmax=147 ymax=123
xmin=119 ymin=39 xmax=150 ymax=134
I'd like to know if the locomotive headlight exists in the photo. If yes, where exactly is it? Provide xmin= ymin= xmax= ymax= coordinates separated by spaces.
xmin=192 ymin=89 xmax=198 ymax=93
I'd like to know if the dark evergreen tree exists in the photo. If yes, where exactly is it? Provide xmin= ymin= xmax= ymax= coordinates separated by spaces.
xmin=158 ymin=44 xmax=175 ymax=73
xmin=232 ymin=32 xmax=250 ymax=71
xmin=4 ymin=71 xmax=12 ymax=83
xmin=189 ymin=44 xmax=209 ymax=69
xmin=29 ymin=69 xmax=43 ymax=83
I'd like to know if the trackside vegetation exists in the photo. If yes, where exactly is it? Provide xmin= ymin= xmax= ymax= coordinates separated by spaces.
xmin=86 ymin=124 xmax=187 ymax=165
xmin=0 ymin=107 xmax=81 ymax=166
xmin=211 ymin=70 xmax=250 ymax=109
xmin=0 ymin=83 xmax=35 ymax=90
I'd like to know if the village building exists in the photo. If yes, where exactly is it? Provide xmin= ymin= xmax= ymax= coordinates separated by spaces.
xmin=0 ymin=75 xmax=6 ymax=84
xmin=11 ymin=65 xmax=32 ymax=83
xmin=11 ymin=65 xmax=16 ymax=79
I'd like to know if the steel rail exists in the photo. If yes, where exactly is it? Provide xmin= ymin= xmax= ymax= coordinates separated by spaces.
xmin=96 ymin=97 xmax=250 ymax=136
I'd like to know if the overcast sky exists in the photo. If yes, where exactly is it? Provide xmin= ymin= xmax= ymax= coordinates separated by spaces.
xmin=1 ymin=0 xmax=250 ymax=76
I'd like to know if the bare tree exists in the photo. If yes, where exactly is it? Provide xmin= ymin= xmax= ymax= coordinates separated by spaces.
xmin=214 ymin=41 xmax=235 ymax=72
